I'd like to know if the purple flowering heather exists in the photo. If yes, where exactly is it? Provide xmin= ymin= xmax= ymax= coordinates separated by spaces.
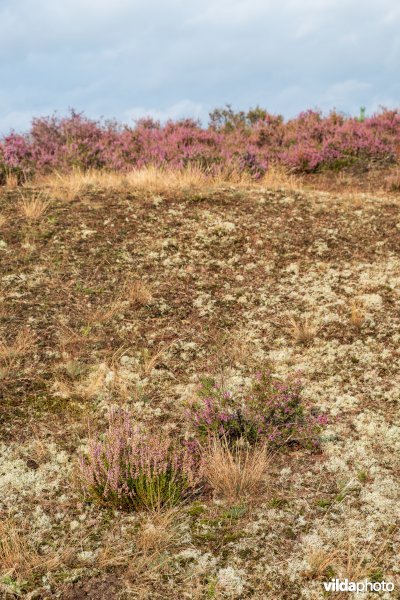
xmin=79 ymin=408 xmax=200 ymax=510
xmin=1 ymin=107 xmax=400 ymax=183
xmin=190 ymin=371 xmax=326 ymax=450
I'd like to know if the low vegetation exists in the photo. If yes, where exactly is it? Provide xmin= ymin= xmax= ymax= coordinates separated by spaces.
xmin=0 ymin=157 xmax=399 ymax=598
xmin=1 ymin=106 xmax=400 ymax=184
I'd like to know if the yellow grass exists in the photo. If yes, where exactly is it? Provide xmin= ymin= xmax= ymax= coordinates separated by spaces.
xmin=202 ymin=438 xmax=269 ymax=503
xmin=124 ymin=279 xmax=153 ymax=306
xmin=0 ymin=328 xmax=36 ymax=379
xmin=53 ymin=362 xmax=107 ymax=401
xmin=260 ymin=163 xmax=301 ymax=191
xmin=349 ymin=298 xmax=365 ymax=329
xmin=304 ymin=529 xmax=395 ymax=584
xmin=19 ymin=192 xmax=50 ymax=220
xmin=83 ymin=280 xmax=152 ymax=327
xmin=0 ymin=518 xmax=35 ymax=577
xmin=87 ymin=299 xmax=126 ymax=324
xmin=0 ymin=518 xmax=70 ymax=580
xmin=5 ymin=173 xmax=18 ymax=189
xmin=305 ymin=546 xmax=339 ymax=578
xmin=287 ymin=315 xmax=317 ymax=345
xmin=0 ymin=295 xmax=6 ymax=319
xmin=42 ymin=166 xmax=200 ymax=196
xmin=36 ymin=165 xmax=281 ymax=198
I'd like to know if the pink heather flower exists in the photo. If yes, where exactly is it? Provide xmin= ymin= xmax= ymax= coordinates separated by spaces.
xmin=2 ymin=107 xmax=399 ymax=178
xmin=79 ymin=409 xmax=200 ymax=510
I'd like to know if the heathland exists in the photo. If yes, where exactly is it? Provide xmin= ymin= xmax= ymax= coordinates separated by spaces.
xmin=0 ymin=108 xmax=400 ymax=599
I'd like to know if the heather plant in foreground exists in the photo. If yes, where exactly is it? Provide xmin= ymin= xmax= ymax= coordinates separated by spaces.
xmin=79 ymin=409 xmax=200 ymax=510
xmin=190 ymin=371 xmax=326 ymax=449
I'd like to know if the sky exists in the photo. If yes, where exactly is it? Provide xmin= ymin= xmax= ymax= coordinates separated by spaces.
xmin=0 ymin=0 xmax=399 ymax=133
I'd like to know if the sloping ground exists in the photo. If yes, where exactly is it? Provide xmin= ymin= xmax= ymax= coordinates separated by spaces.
xmin=0 ymin=183 xmax=399 ymax=598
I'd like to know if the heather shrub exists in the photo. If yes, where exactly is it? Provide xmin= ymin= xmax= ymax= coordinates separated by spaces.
xmin=1 ymin=106 xmax=399 ymax=181
xmin=190 ymin=371 xmax=326 ymax=449
xmin=79 ymin=409 xmax=199 ymax=510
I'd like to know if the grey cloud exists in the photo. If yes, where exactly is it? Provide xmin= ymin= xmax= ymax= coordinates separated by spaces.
xmin=0 ymin=0 xmax=399 ymax=133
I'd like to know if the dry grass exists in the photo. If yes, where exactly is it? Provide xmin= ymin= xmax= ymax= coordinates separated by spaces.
xmin=125 ymin=280 xmax=153 ymax=306
xmin=0 ymin=518 xmax=69 ymax=581
xmin=304 ymin=529 xmax=395 ymax=585
xmin=84 ymin=280 xmax=152 ymax=326
xmin=53 ymin=351 xmax=142 ymax=404
xmin=56 ymin=322 xmax=99 ymax=357
xmin=0 ymin=296 xmax=6 ymax=319
xmin=0 ymin=214 xmax=7 ymax=228
xmin=304 ymin=546 xmax=339 ymax=578
xmin=202 ymin=438 xmax=270 ymax=503
xmin=287 ymin=315 xmax=317 ymax=345
xmin=53 ymin=362 xmax=107 ymax=401
xmin=384 ymin=168 xmax=400 ymax=192
xmin=98 ymin=507 xmax=180 ymax=571
xmin=5 ymin=173 xmax=18 ymax=190
xmin=0 ymin=328 xmax=36 ymax=379
xmin=49 ymin=171 xmax=87 ymax=202
xmin=19 ymin=192 xmax=50 ymax=221
xmin=135 ymin=508 xmax=181 ymax=555
xmin=221 ymin=326 xmax=255 ymax=368
xmin=138 ymin=343 xmax=174 ymax=378
xmin=0 ymin=518 xmax=36 ymax=578
xmin=88 ymin=300 xmax=126 ymax=325
xmin=334 ymin=535 xmax=391 ymax=582
xmin=260 ymin=163 xmax=301 ymax=191
xmin=35 ymin=164 xmax=305 ymax=202
xmin=38 ymin=165 xmax=255 ymax=198
xmin=349 ymin=298 xmax=365 ymax=329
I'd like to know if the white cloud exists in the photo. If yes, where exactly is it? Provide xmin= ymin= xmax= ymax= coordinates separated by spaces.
xmin=0 ymin=110 xmax=42 ymax=133
xmin=125 ymin=100 xmax=206 ymax=124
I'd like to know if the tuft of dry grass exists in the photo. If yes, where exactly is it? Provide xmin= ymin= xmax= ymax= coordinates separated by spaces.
xmin=85 ymin=280 xmax=152 ymax=327
xmin=349 ymin=298 xmax=365 ymax=329
xmin=51 ymin=171 xmax=87 ymax=202
xmin=87 ymin=299 xmax=125 ymax=325
xmin=0 ymin=214 xmax=7 ymax=228
xmin=287 ymin=315 xmax=317 ymax=345
xmin=334 ymin=535 xmax=390 ymax=582
xmin=53 ymin=362 xmax=107 ymax=401
xmin=138 ymin=342 xmax=174 ymax=378
xmin=135 ymin=508 xmax=181 ymax=555
xmin=0 ymin=328 xmax=36 ymax=379
xmin=125 ymin=279 xmax=153 ymax=306
xmin=222 ymin=326 xmax=255 ymax=368
xmin=304 ymin=546 xmax=338 ymax=578
xmin=260 ymin=163 xmax=300 ymax=191
xmin=19 ymin=192 xmax=50 ymax=221
xmin=0 ymin=296 xmax=6 ymax=319
xmin=202 ymin=438 xmax=269 ymax=503
xmin=5 ymin=172 xmax=18 ymax=190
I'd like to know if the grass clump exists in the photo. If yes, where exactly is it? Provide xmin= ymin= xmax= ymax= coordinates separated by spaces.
xmin=201 ymin=437 xmax=269 ymax=503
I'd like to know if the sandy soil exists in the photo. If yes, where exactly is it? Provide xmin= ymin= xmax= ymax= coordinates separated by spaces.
xmin=0 ymin=182 xmax=399 ymax=598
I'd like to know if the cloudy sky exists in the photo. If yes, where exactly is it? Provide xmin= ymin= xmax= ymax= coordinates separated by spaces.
xmin=0 ymin=0 xmax=399 ymax=133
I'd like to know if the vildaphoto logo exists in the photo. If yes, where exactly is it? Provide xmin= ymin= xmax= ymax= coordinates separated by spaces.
xmin=323 ymin=579 xmax=394 ymax=593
